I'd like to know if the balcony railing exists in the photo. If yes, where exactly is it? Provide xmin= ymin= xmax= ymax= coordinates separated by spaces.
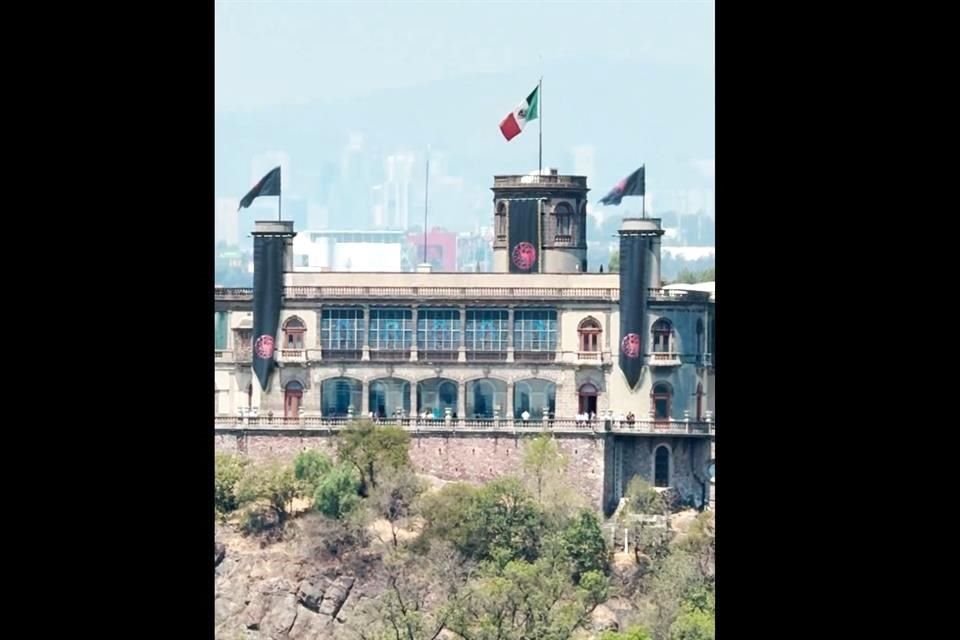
xmin=215 ymin=286 xmax=714 ymax=304
xmin=649 ymin=351 xmax=682 ymax=367
xmin=214 ymin=415 xmax=714 ymax=436
xmin=369 ymin=349 xmax=410 ymax=361
xmin=513 ymin=351 xmax=557 ymax=362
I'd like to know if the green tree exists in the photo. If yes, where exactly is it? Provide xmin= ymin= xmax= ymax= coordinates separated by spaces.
xmin=314 ymin=462 xmax=361 ymax=519
xmin=337 ymin=420 xmax=411 ymax=496
xmin=608 ymin=251 xmax=620 ymax=273
xmin=601 ymin=628 xmax=654 ymax=640
xmin=467 ymin=478 xmax=546 ymax=564
xmin=235 ymin=461 xmax=298 ymax=524
xmin=669 ymin=607 xmax=714 ymax=640
xmin=446 ymin=556 xmax=608 ymax=640
xmin=556 ymin=509 xmax=609 ymax=582
xmin=214 ymin=453 xmax=247 ymax=514
xmin=418 ymin=482 xmax=482 ymax=553
xmin=293 ymin=449 xmax=333 ymax=497
xmin=625 ymin=476 xmax=666 ymax=515
xmin=523 ymin=433 xmax=566 ymax=504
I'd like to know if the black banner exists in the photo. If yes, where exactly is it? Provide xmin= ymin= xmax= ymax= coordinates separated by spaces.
xmin=507 ymin=199 xmax=540 ymax=273
xmin=618 ymin=232 xmax=649 ymax=389
xmin=252 ymin=234 xmax=285 ymax=390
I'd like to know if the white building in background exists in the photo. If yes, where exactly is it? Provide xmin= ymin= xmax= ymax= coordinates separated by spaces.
xmin=292 ymin=230 xmax=404 ymax=272
xmin=215 ymin=197 xmax=240 ymax=246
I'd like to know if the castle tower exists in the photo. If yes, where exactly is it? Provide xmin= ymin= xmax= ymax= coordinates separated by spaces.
xmin=491 ymin=170 xmax=589 ymax=273
xmin=252 ymin=220 xmax=297 ymax=273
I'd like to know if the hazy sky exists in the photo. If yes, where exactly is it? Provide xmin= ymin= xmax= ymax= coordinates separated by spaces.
xmin=216 ymin=1 xmax=714 ymax=112
xmin=215 ymin=0 xmax=714 ymax=229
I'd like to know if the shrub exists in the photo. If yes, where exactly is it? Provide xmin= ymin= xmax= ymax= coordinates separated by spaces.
xmin=293 ymin=449 xmax=333 ymax=497
xmin=214 ymin=454 xmax=247 ymax=514
xmin=625 ymin=476 xmax=666 ymax=515
xmin=314 ymin=463 xmax=361 ymax=519
xmin=236 ymin=461 xmax=298 ymax=523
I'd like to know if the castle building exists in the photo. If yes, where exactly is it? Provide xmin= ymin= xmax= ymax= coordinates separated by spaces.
xmin=215 ymin=171 xmax=715 ymax=511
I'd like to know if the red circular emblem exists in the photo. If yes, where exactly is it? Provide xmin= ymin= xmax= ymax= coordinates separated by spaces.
xmin=621 ymin=333 xmax=641 ymax=358
xmin=511 ymin=242 xmax=537 ymax=270
xmin=254 ymin=334 xmax=275 ymax=359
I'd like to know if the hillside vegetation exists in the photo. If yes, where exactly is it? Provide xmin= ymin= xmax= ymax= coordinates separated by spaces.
xmin=215 ymin=420 xmax=715 ymax=639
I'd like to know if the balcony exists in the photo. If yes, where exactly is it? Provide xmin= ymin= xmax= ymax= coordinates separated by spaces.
xmin=369 ymin=349 xmax=410 ymax=362
xmin=418 ymin=350 xmax=459 ymax=362
xmin=649 ymin=351 xmax=682 ymax=367
xmin=280 ymin=349 xmax=306 ymax=363
xmin=513 ymin=351 xmax=557 ymax=363
xmin=214 ymin=350 xmax=234 ymax=363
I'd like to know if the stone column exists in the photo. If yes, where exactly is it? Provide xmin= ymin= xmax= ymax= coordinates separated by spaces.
xmin=410 ymin=379 xmax=418 ymax=417
xmin=458 ymin=380 xmax=467 ymax=421
xmin=506 ymin=380 xmax=514 ymax=421
xmin=361 ymin=379 xmax=369 ymax=415
xmin=315 ymin=304 xmax=323 ymax=362
xmin=458 ymin=306 xmax=467 ymax=362
xmin=506 ymin=307 xmax=515 ymax=362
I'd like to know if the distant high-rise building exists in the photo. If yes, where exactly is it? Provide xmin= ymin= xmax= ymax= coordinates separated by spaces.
xmin=383 ymin=152 xmax=415 ymax=230
xmin=215 ymin=197 xmax=240 ymax=246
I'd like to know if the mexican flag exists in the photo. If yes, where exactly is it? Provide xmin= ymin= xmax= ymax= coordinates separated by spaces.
xmin=499 ymin=84 xmax=539 ymax=141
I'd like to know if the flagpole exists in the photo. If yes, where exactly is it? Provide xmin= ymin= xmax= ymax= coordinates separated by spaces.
xmin=538 ymin=76 xmax=543 ymax=180
xmin=278 ymin=167 xmax=283 ymax=222
xmin=423 ymin=146 xmax=430 ymax=264
xmin=641 ymin=164 xmax=646 ymax=219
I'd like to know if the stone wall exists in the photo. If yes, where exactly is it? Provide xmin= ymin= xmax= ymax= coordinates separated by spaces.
xmin=215 ymin=430 xmax=609 ymax=509
xmin=615 ymin=436 xmax=710 ymax=507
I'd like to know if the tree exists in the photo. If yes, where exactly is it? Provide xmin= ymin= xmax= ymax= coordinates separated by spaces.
xmin=522 ymin=433 xmax=566 ymax=504
xmin=601 ymin=628 xmax=654 ymax=640
xmin=350 ymin=542 xmax=470 ymax=640
xmin=445 ymin=556 xmax=608 ymax=640
xmin=556 ymin=509 xmax=609 ymax=583
xmin=313 ymin=462 xmax=361 ymax=519
xmin=235 ymin=461 xmax=298 ymax=524
xmin=215 ymin=454 xmax=247 ymax=514
xmin=608 ymin=250 xmax=620 ymax=273
xmin=669 ymin=607 xmax=714 ymax=640
xmin=418 ymin=482 xmax=482 ymax=553
xmin=293 ymin=449 xmax=332 ymax=497
xmin=337 ymin=420 xmax=411 ymax=496
xmin=369 ymin=467 xmax=427 ymax=547
xmin=625 ymin=476 xmax=666 ymax=515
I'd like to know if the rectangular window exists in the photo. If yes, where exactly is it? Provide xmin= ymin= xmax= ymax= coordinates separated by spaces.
xmin=513 ymin=310 xmax=558 ymax=352
xmin=369 ymin=309 xmax=412 ymax=352
xmin=321 ymin=309 xmax=364 ymax=352
xmin=465 ymin=309 xmax=509 ymax=354
xmin=418 ymin=309 xmax=460 ymax=356
xmin=214 ymin=312 xmax=228 ymax=350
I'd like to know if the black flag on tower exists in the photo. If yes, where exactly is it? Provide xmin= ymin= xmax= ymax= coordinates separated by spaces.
xmin=599 ymin=166 xmax=645 ymax=206
xmin=507 ymin=199 xmax=540 ymax=273
xmin=252 ymin=234 xmax=284 ymax=390
xmin=239 ymin=166 xmax=281 ymax=210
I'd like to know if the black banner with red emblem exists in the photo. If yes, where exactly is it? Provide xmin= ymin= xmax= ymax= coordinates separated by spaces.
xmin=507 ymin=199 xmax=540 ymax=273
xmin=252 ymin=234 xmax=284 ymax=390
xmin=618 ymin=231 xmax=649 ymax=389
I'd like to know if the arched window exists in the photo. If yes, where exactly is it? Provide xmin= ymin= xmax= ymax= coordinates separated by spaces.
xmin=578 ymin=317 xmax=602 ymax=353
xmin=466 ymin=378 xmax=506 ymax=419
xmin=368 ymin=378 xmax=411 ymax=419
xmin=321 ymin=377 xmax=362 ymax=417
xmin=554 ymin=202 xmax=573 ymax=239
xmin=417 ymin=378 xmax=458 ymax=417
xmin=284 ymin=380 xmax=304 ymax=418
xmin=651 ymin=318 xmax=673 ymax=353
xmin=654 ymin=445 xmax=671 ymax=487
xmin=578 ymin=382 xmax=599 ymax=415
xmin=283 ymin=316 xmax=306 ymax=349
xmin=495 ymin=202 xmax=507 ymax=238
xmin=513 ymin=379 xmax=556 ymax=420
xmin=652 ymin=382 xmax=672 ymax=421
